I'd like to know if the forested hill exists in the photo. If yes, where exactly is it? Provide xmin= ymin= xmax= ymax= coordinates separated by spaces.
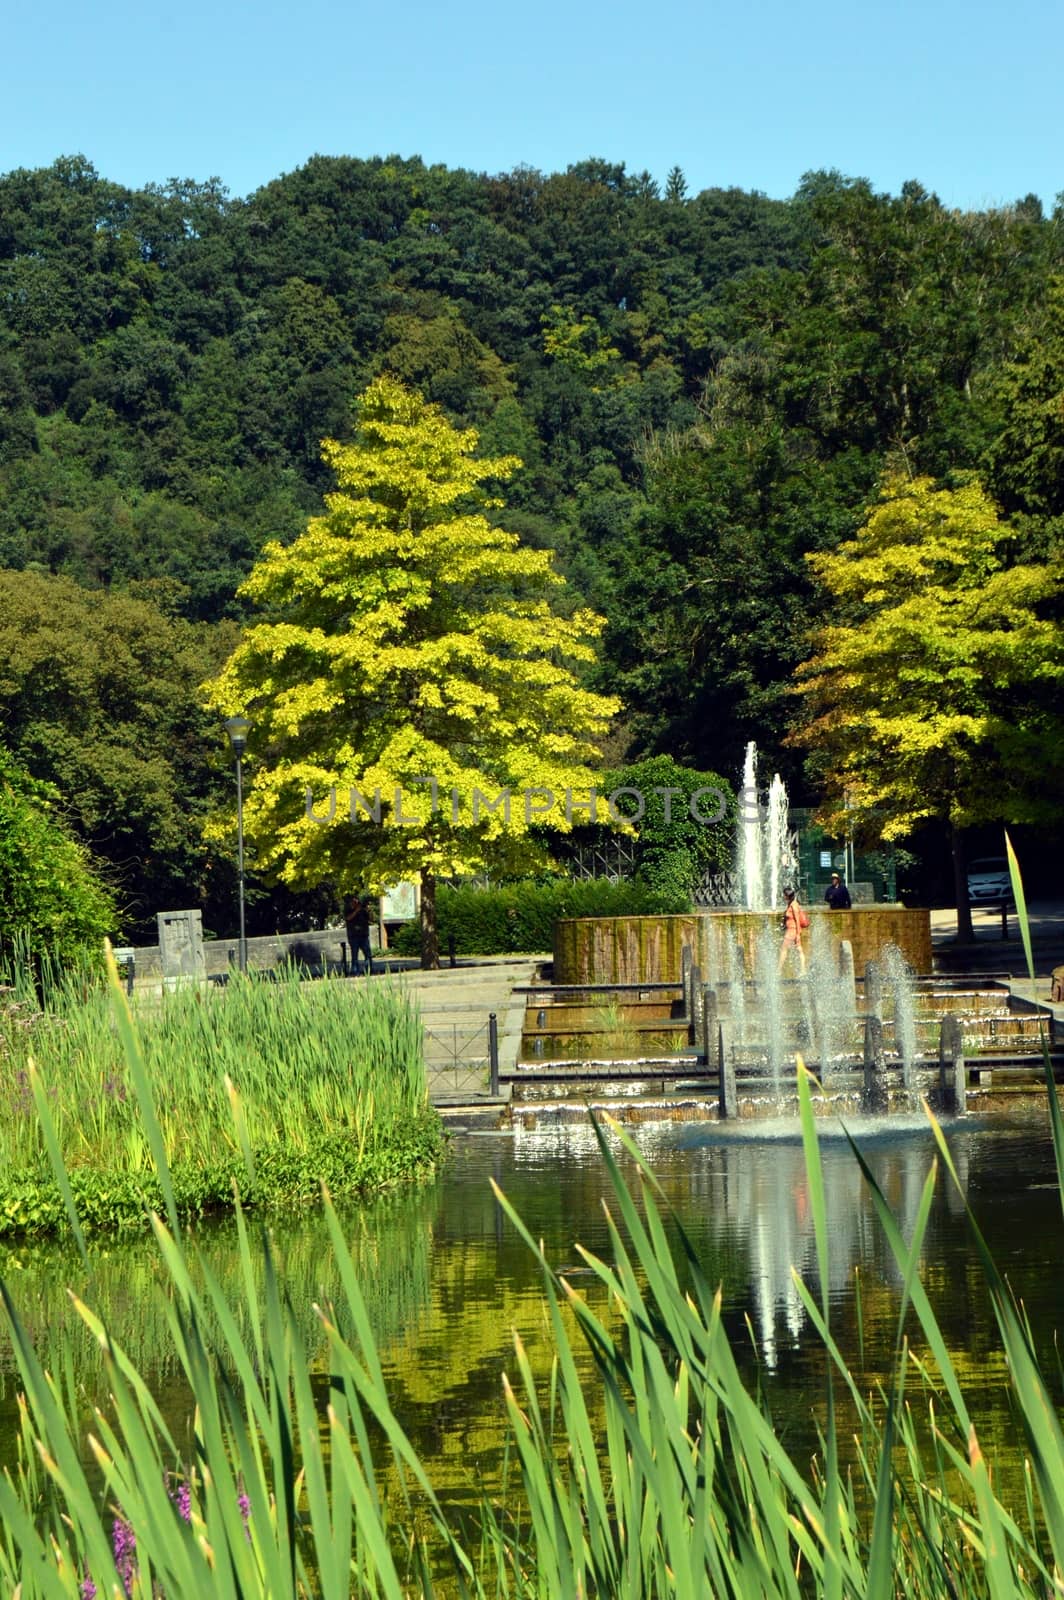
xmin=1 ymin=153 xmax=1062 ymax=929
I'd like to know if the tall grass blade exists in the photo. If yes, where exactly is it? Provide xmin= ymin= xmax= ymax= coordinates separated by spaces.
xmin=1005 ymin=830 xmax=1036 ymax=985
xmin=796 ymin=1059 xmax=843 ymax=1600
xmin=104 ymin=937 xmax=183 ymax=1240
xmin=1006 ymin=829 xmax=1064 ymax=1218
xmin=27 ymin=1061 xmax=89 ymax=1267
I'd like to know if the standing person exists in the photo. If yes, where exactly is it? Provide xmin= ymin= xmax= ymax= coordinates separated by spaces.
xmin=778 ymin=885 xmax=808 ymax=974
xmin=344 ymin=892 xmax=374 ymax=976
xmin=824 ymin=871 xmax=852 ymax=910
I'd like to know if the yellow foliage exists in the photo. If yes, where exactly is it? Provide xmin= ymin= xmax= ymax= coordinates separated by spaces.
xmin=791 ymin=475 xmax=1064 ymax=839
xmin=203 ymin=379 xmax=621 ymax=892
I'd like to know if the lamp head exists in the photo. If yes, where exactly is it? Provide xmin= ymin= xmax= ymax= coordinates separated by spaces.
xmin=224 ymin=714 xmax=251 ymax=757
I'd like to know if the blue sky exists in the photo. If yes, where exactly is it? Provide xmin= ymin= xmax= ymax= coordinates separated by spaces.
xmin=2 ymin=0 xmax=1060 ymax=210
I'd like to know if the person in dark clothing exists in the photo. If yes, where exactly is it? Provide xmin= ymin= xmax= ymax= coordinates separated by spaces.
xmin=344 ymin=892 xmax=374 ymax=975
xmin=824 ymin=872 xmax=852 ymax=910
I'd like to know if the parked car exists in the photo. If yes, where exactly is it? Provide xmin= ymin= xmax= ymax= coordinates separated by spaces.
xmin=966 ymin=858 xmax=1013 ymax=906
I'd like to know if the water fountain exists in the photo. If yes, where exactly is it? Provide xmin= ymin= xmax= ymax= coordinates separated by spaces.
xmin=554 ymin=743 xmax=934 ymax=982
xmin=736 ymin=740 xmax=796 ymax=913
xmin=528 ymin=744 xmax=1048 ymax=1121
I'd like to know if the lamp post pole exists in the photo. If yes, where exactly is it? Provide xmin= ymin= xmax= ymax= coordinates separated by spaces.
xmin=224 ymin=716 xmax=251 ymax=975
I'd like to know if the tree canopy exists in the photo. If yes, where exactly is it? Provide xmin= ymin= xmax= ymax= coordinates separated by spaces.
xmin=3 ymin=151 xmax=1064 ymax=918
xmin=204 ymin=378 xmax=619 ymax=963
xmin=0 ymin=745 xmax=118 ymax=966
xmin=790 ymin=475 xmax=1064 ymax=927
xmin=0 ymin=569 xmax=237 ymax=936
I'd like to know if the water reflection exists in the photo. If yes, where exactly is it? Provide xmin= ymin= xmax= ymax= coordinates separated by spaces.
xmin=501 ymin=1113 xmax=975 ymax=1370
xmin=0 ymin=1111 xmax=1058 ymax=1500
xmin=0 ymin=1179 xmax=442 ymax=1450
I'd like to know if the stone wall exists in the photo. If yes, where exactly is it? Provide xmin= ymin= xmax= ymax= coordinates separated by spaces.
xmin=121 ymin=925 xmax=378 ymax=982
xmin=554 ymin=906 xmax=934 ymax=985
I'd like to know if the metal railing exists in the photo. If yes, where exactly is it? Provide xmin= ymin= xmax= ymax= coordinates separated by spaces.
xmin=424 ymin=1012 xmax=500 ymax=1098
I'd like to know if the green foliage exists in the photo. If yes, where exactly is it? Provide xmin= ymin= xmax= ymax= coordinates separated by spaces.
xmin=0 ymin=568 xmax=237 ymax=938
xmin=204 ymin=376 xmax=619 ymax=964
xmin=1 ymin=151 xmax=1064 ymax=858
xmin=0 ymin=1117 xmax=443 ymax=1237
xmin=605 ymin=423 xmax=871 ymax=778
xmin=792 ymin=473 xmax=1064 ymax=841
xmin=0 ymin=746 xmax=117 ymax=963
xmin=981 ymin=274 xmax=1064 ymax=528
xmin=391 ymin=876 xmax=686 ymax=956
xmin=546 ymin=754 xmax=735 ymax=901
xmin=608 ymin=754 xmax=734 ymax=897
xmin=0 ymin=962 xmax=441 ymax=1237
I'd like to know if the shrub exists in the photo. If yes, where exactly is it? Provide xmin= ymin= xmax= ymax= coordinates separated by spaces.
xmin=546 ymin=753 xmax=736 ymax=903
xmin=0 ymin=747 xmax=118 ymax=968
xmin=391 ymin=876 xmax=687 ymax=957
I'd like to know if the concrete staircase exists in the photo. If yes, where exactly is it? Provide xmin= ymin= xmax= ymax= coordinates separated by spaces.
xmin=390 ymin=958 xmax=546 ymax=1104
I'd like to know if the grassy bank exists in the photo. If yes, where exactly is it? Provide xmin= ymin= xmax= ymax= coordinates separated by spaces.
xmin=0 ymin=956 xmax=442 ymax=1236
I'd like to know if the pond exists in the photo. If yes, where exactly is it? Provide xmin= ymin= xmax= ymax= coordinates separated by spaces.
xmin=0 ymin=1105 xmax=1059 ymax=1513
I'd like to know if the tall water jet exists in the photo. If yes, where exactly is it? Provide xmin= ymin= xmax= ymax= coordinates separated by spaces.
xmin=754 ymin=924 xmax=786 ymax=1092
xmin=735 ymin=741 xmax=793 ymax=912
xmin=766 ymin=773 xmax=790 ymax=910
xmin=738 ymin=740 xmax=764 ymax=911
xmin=883 ymin=943 xmax=918 ymax=1089
xmin=729 ymin=935 xmax=749 ymax=1047
xmin=803 ymin=918 xmax=859 ymax=1079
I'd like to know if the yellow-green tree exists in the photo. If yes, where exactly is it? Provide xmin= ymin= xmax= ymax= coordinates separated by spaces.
xmin=791 ymin=475 xmax=1064 ymax=937
xmin=204 ymin=378 xmax=619 ymax=966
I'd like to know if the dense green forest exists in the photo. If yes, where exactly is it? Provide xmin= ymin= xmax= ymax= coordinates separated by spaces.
xmin=2 ymin=153 xmax=1062 ymax=936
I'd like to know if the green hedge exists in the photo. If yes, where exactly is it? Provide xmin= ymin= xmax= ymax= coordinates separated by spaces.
xmin=392 ymin=877 xmax=688 ymax=957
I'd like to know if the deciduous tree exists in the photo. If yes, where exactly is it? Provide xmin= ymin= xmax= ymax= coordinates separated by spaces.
xmin=0 ymin=570 xmax=234 ymax=936
xmin=204 ymin=378 xmax=619 ymax=966
xmin=0 ymin=745 xmax=117 ymax=965
xmin=790 ymin=475 xmax=1064 ymax=936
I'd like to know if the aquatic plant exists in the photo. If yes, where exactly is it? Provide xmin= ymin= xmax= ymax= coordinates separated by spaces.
xmin=0 ymin=956 xmax=440 ymax=1236
xmin=589 ymin=998 xmax=641 ymax=1058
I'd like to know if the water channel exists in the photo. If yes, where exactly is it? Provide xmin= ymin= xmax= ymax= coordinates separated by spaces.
xmin=0 ymin=1106 xmax=1060 ymax=1517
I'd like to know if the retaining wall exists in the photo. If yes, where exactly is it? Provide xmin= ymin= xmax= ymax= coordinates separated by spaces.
xmin=121 ymin=925 xmax=376 ymax=981
xmin=554 ymin=906 xmax=934 ymax=985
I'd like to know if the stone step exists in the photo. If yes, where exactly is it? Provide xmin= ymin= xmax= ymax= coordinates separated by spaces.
xmin=393 ymin=959 xmax=545 ymax=978
xmin=416 ymin=998 xmax=512 ymax=1011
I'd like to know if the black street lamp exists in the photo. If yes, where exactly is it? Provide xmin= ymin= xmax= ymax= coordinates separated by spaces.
xmin=224 ymin=715 xmax=251 ymax=974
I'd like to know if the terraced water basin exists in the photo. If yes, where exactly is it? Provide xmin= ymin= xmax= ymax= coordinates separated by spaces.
xmin=520 ymin=977 xmax=1050 ymax=1066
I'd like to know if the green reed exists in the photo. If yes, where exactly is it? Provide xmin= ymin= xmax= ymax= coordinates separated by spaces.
xmin=0 ymin=871 xmax=1062 ymax=1595
xmin=0 ymin=954 xmax=439 ymax=1235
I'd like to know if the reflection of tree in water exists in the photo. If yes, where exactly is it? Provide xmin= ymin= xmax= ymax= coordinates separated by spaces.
xmin=0 ymin=1180 xmax=440 ymax=1465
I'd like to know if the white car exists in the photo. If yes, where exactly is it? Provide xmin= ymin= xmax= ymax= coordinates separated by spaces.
xmin=966 ymin=858 xmax=1013 ymax=906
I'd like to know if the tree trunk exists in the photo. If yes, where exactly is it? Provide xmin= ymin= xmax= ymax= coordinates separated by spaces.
xmin=950 ymin=824 xmax=974 ymax=943
xmin=420 ymin=871 xmax=440 ymax=970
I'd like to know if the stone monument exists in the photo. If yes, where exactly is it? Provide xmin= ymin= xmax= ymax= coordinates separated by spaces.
xmin=157 ymin=909 xmax=207 ymax=990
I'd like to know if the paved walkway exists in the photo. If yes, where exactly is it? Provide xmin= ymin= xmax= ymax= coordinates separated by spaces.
xmin=930 ymin=899 xmax=1064 ymax=982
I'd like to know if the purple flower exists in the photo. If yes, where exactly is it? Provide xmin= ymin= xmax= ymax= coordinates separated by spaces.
xmin=80 ymin=1579 xmax=97 ymax=1600
xmin=172 ymin=1478 xmax=191 ymax=1523
xmin=111 ymin=1516 xmax=136 ymax=1596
